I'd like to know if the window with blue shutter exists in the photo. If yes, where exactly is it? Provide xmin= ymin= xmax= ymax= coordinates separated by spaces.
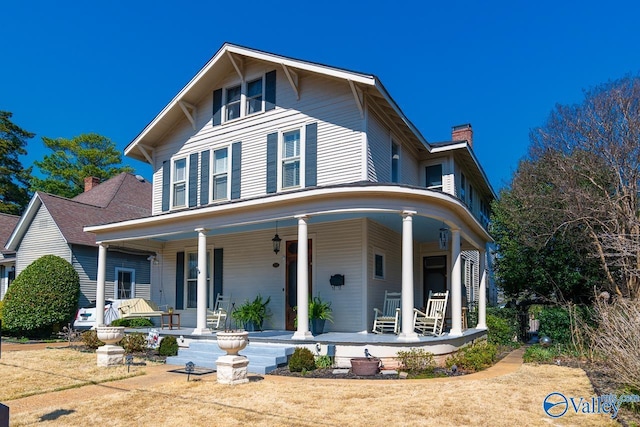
xmin=188 ymin=153 xmax=198 ymax=207
xmin=162 ymin=161 xmax=170 ymax=212
xmin=266 ymin=133 xmax=278 ymax=194
xmin=200 ymin=150 xmax=210 ymax=206
xmin=176 ymin=252 xmax=185 ymax=310
xmin=231 ymin=142 xmax=242 ymax=199
xmin=212 ymin=89 xmax=222 ymax=126
xmin=265 ymin=70 xmax=276 ymax=111
xmin=305 ymin=123 xmax=317 ymax=187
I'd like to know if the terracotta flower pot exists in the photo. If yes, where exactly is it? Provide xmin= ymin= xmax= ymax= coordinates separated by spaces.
xmin=350 ymin=357 xmax=380 ymax=376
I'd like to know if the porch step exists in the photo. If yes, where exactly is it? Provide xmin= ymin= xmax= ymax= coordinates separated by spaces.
xmin=165 ymin=340 xmax=295 ymax=375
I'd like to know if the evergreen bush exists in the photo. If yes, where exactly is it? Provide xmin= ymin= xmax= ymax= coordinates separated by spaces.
xmin=538 ymin=306 xmax=572 ymax=344
xmin=121 ymin=333 xmax=148 ymax=353
xmin=486 ymin=314 xmax=517 ymax=345
xmin=158 ymin=335 xmax=178 ymax=356
xmin=288 ymin=347 xmax=316 ymax=372
xmin=81 ymin=330 xmax=104 ymax=349
xmin=396 ymin=348 xmax=436 ymax=374
xmin=111 ymin=318 xmax=154 ymax=328
xmin=2 ymin=255 xmax=80 ymax=338
xmin=445 ymin=341 xmax=497 ymax=372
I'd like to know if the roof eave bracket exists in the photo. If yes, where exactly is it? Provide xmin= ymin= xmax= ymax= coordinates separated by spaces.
xmin=349 ymin=80 xmax=364 ymax=118
xmin=138 ymin=144 xmax=154 ymax=165
xmin=227 ymin=51 xmax=244 ymax=81
xmin=282 ymin=63 xmax=299 ymax=100
xmin=178 ymin=100 xmax=197 ymax=130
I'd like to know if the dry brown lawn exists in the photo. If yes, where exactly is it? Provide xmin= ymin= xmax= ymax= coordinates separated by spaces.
xmin=2 ymin=348 xmax=619 ymax=426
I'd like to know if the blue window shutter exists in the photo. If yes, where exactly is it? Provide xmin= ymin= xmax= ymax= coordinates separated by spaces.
xmin=176 ymin=252 xmax=185 ymax=310
xmin=266 ymin=132 xmax=278 ymax=193
xmin=162 ymin=161 xmax=170 ymax=211
xmin=265 ymin=70 xmax=276 ymax=111
xmin=212 ymin=88 xmax=223 ymax=126
xmin=200 ymin=150 xmax=210 ymax=206
xmin=188 ymin=153 xmax=198 ymax=207
xmin=214 ymin=248 xmax=223 ymax=303
xmin=305 ymin=122 xmax=317 ymax=187
xmin=231 ymin=142 xmax=242 ymax=200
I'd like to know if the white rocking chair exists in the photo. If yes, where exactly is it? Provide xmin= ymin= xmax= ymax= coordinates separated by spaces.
xmin=372 ymin=291 xmax=401 ymax=334
xmin=206 ymin=294 xmax=232 ymax=329
xmin=413 ymin=291 xmax=449 ymax=336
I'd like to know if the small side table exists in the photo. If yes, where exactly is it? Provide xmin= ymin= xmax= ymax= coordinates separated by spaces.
xmin=161 ymin=312 xmax=181 ymax=330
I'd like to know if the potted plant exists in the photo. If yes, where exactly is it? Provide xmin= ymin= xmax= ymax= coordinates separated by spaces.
xmin=309 ymin=296 xmax=333 ymax=335
xmin=232 ymin=294 xmax=271 ymax=331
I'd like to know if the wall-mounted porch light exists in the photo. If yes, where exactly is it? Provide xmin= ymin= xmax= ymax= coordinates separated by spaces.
xmin=439 ymin=224 xmax=449 ymax=250
xmin=272 ymin=221 xmax=282 ymax=254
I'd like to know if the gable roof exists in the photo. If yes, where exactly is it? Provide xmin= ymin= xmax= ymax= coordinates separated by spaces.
xmin=6 ymin=173 xmax=152 ymax=250
xmin=124 ymin=42 xmax=431 ymax=163
xmin=0 ymin=213 xmax=20 ymax=255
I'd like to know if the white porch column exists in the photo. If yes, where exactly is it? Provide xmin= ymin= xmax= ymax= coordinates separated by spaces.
xmin=292 ymin=215 xmax=313 ymax=340
xmin=398 ymin=211 xmax=419 ymax=342
xmin=476 ymin=249 xmax=488 ymax=330
xmin=449 ymin=229 xmax=463 ymax=337
xmin=96 ymin=243 xmax=108 ymax=326
xmin=192 ymin=228 xmax=211 ymax=335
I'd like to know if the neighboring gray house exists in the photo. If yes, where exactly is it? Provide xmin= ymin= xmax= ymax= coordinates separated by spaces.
xmin=0 ymin=213 xmax=20 ymax=300
xmin=87 ymin=43 xmax=496 ymax=341
xmin=6 ymin=173 xmax=153 ymax=307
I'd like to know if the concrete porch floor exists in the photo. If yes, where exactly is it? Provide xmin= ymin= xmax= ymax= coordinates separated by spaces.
xmin=145 ymin=327 xmax=488 ymax=368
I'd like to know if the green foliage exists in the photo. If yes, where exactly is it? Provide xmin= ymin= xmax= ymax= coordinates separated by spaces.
xmin=121 ymin=333 xmax=148 ymax=353
xmin=111 ymin=318 xmax=154 ymax=328
xmin=81 ymin=330 xmax=104 ymax=349
xmin=538 ymin=306 xmax=572 ymax=345
xmin=30 ymin=133 xmax=134 ymax=198
xmin=288 ymin=347 xmax=316 ymax=372
xmin=445 ymin=341 xmax=497 ymax=372
xmin=2 ymin=255 xmax=80 ymax=338
xmin=158 ymin=335 xmax=179 ymax=356
xmin=486 ymin=314 xmax=517 ymax=346
xmin=523 ymin=344 xmax=562 ymax=363
xmin=396 ymin=348 xmax=436 ymax=374
xmin=0 ymin=300 xmax=4 ymax=324
xmin=308 ymin=296 xmax=333 ymax=321
xmin=0 ymin=111 xmax=33 ymax=214
xmin=232 ymin=294 xmax=271 ymax=330
xmin=315 ymin=355 xmax=333 ymax=368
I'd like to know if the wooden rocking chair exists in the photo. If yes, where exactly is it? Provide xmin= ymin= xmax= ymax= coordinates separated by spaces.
xmin=207 ymin=293 xmax=232 ymax=329
xmin=372 ymin=291 xmax=401 ymax=334
xmin=413 ymin=291 xmax=449 ymax=336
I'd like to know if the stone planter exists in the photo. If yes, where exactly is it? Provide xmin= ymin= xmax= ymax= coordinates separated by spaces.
xmin=350 ymin=357 xmax=380 ymax=376
xmin=215 ymin=331 xmax=250 ymax=385
xmin=95 ymin=326 xmax=126 ymax=367
xmin=216 ymin=330 xmax=249 ymax=355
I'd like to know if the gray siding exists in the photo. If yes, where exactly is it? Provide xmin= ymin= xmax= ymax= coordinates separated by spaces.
xmin=16 ymin=205 xmax=71 ymax=273
xmin=367 ymin=112 xmax=390 ymax=182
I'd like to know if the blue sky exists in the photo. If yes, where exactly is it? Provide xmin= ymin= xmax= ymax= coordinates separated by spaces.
xmin=2 ymin=1 xmax=640 ymax=192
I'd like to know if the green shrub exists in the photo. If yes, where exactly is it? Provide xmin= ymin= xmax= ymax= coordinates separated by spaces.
xmin=2 ymin=255 xmax=80 ymax=338
xmin=538 ymin=306 xmax=572 ymax=345
xmin=445 ymin=341 xmax=497 ymax=372
xmin=523 ymin=344 xmax=562 ymax=363
xmin=158 ymin=335 xmax=178 ymax=356
xmin=121 ymin=333 xmax=148 ymax=353
xmin=82 ymin=330 xmax=104 ymax=349
xmin=396 ymin=348 xmax=436 ymax=374
xmin=0 ymin=300 xmax=4 ymax=324
xmin=289 ymin=347 xmax=316 ymax=372
xmin=486 ymin=314 xmax=517 ymax=346
xmin=315 ymin=355 xmax=333 ymax=368
xmin=111 ymin=318 xmax=154 ymax=328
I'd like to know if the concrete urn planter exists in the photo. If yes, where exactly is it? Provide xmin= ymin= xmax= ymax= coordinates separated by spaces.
xmin=350 ymin=357 xmax=381 ymax=376
xmin=95 ymin=326 xmax=126 ymax=367
xmin=216 ymin=331 xmax=249 ymax=355
xmin=96 ymin=326 xmax=125 ymax=345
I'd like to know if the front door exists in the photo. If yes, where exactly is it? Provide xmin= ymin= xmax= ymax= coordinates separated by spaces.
xmin=423 ymin=256 xmax=447 ymax=304
xmin=285 ymin=239 xmax=312 ymax=330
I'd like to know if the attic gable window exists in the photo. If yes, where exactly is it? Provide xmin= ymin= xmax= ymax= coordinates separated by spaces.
xmin=281 ymin=129 xmax=301 ymax=189
xmin=225 ymin=85 xmax=241 ymax=121
xmin=213 ymin=70 xmax=276 ymax=126
xmin=246 ymin=78 xmax=263 ymax=115
xmin=172 ymin=158 xmax=187 ymax=207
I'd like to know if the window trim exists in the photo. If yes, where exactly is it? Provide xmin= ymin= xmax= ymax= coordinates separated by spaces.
xmin=391 ymin=141 xmax=400 ymax=183
xmin=114 ymin=267 xmax=136 ymax=300
xmin=221 ymin=74 xmax=266 ymax=124
xmin=278 ymin=125 xmax=306 ymax=191
xmin=425 ymin=163 xmax=443 ymax=191
xmin=210 ymin=146 xmax=230 ymax=202
xmin=224 ymin=84 xmax=242 ymax=122
xmin=374 ymin=250 xmax=385 ymax=280
xmin=171 ymin=156 xmax=188 ymax=209
xmin=245 ymin=76 xmax=265 ymax=116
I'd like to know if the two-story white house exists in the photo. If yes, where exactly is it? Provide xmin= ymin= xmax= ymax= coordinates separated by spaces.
xmin=86 ymin=43 xmax=495 ymax=342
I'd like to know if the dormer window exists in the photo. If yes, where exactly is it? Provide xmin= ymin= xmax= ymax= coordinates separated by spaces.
xmin=225 ymin=85 xmax=241 ymax=121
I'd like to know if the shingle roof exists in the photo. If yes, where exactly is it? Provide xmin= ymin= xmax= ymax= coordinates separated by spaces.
xmin=0 ymin=213 xmax=20 ymax=254
xmin=38 ymin=173 xmax=152 ymax=247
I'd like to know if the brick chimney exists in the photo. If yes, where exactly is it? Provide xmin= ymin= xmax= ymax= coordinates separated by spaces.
xmin=84 ymin=176 xmax=101 ymax=192
xmin=451 ymin=123 xmax=473 ymax=148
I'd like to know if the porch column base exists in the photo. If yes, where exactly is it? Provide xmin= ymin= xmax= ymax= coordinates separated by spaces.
xmin=96 ymin=345 xmax=125 ymax=367
xmin=216 ymin=355 xmax=249 ymax=385
xmin=397 ymin=332 xmax=420 ymax=342
xmin=191 ymin=327 xmax=213 ymax=336
xmin=292 ymin=331 xmax=314 ymax=340
xmin=448 ymin=328 xmax=463 ymax=337
xmin=475 ymin=323 xmax=487 ymax=330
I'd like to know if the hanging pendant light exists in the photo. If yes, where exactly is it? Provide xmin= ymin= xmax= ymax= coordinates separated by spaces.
xmin=272 ymin=221 xmax=282 ymax=254
xmin=439 ymin=223 xmax=449 ymax=250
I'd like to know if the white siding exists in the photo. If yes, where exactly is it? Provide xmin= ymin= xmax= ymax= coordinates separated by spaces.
xmin=367 ymin=112 xmax=390 ymax=182
xmin=152 ymin=62 xmax=366 ymax=215
xmin=16 ymin=205 xmax=71 ymax=273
